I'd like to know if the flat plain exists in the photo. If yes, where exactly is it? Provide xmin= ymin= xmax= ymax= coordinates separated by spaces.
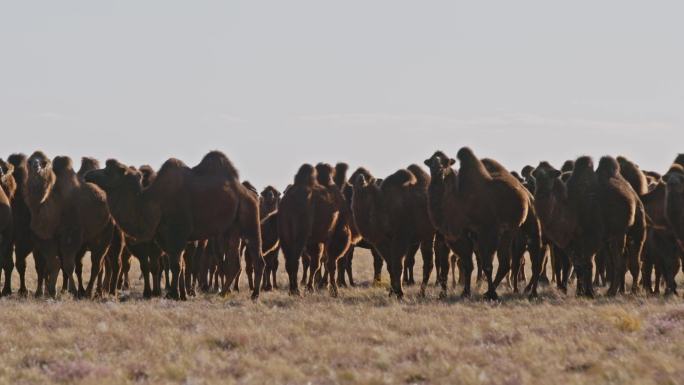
xmin=1 ymin=250 xmax=682 ymax=385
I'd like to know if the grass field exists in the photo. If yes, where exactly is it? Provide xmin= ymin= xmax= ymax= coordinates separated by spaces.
xmin=1 ymin=250 xmax=683 ymax=385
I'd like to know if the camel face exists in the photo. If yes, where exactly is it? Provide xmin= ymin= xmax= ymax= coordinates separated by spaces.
xmin=667 ymin=173 xmax=684 ymax=194
xmin=260 ymin=186 xmax=280 ymax=211
xmin=532 ymin=165 xmax=560 ymax=195
xmin=423 ymin=151 xmax=454 ymax=179
xmin=0 ymin=160 xmax=13 ymax=184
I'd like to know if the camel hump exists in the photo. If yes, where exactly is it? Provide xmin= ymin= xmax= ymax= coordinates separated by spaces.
xmin=8 ymin=153 xmax=27 ymax=168
xmin=294 ymin=164 xmax=316 ymax=187
xmin=457 ymin=147 xmax=492 ymax=181
xmin=242 ymin=180 xmax=258 ymax=196
xmin=597 ymin=156 xmax=620 ymax=178
xmin=381 ymin=169 xmax=417 ymax=191
xmin=315 ymin=163 xmax=335 ymax=186
xmin=79 ymin=157 xmax=100 ymax=174
xmin=192 ymin=151 xmax=240 ymax=180
xmin=334 ymin=162 xmax=349 ymax=188
xmin=407 ymin=164 xmax=430 ymax=187
xmin=481 ymin=158 xmax=508 ymax=175
xmin=675 ymin=154 xmax=684 ymax=167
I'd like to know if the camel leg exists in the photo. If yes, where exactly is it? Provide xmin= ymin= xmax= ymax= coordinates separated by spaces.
xmin=371 ymin=247 xmax=383 ymax=285
xmin=245 ymin=248 xmax=255 ymax=292
xmin=478 ymin=230 xmax=499 ymax=300
xmin=15 ymin=246 xmax=30 ymax=296
xmin=433 ymin=234 xmax=450 ymax=298
xmin=135 ymin=254 xmax=150 ymax=298
xmin=0 ymin=239 xmax=14 ymax=296
xmin=336 ymin=248 xmax=349 ymax=288
xmin=306 ymin=243 xmax=322 ymax=292
xmin=492 ymin=231 xmax=513 ymax=296
xmin=419 ymin=238 xmax=435 ymax=297
xmin=606 ymin=237 xmax=626 ymax=297
xmin=74 ymin=249 xmax=87 ymax=297
xmin=387 ymin=241 xmax=408 ymax=300
xmin=221 ymin=233 xmax=241 ymax=295
xmin=149 ymin=250 xmax=162 ymax=297
xmin=44 ymin=248 xmax=60 ymax=299
xmin=403 ymin=243 xmax=418 ymax=286
xmin=282 ymin=237 xmax=305 ymax=296
xmin=272 ymin=251 xmax=279 ymax=289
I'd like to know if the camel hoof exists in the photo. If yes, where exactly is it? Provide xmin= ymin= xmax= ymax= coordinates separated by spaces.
xmin=18 ymin=288 xmax=28 ymax=297
xmin=419 ymin=284 xmax=427 ymax=298
xmin=439 ymin=290 xmax=448 ymax=300
xmin=538 ymin=276 xmax=550 ymax=285
xmin=528 ymin=291 xmax=539 ymax=301
xmin=289 ymin=289 xmax=301 ymax=297
xmin=461 ymin=290 xmax=471 ymax=299
xmin=1 ymin=287 xmax=11 ymax=297
xmin=349 ymin=280 xmax=356 ymax=287
xmin=251 ymin=292 xmax=260 ymax=301
xmin=484 ymin=291 xmax=499 ymax=301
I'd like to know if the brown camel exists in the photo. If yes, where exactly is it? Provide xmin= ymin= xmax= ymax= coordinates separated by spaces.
xmin=424 ymin=148 xmax=532 ymax=300
xmin=565 ymin=156 xmax=604 ymax=297
xmin=641 ymin=179 xmax=680 ymax=295
xmin=351 ymin=166 xmax=436 ymax=299
xmin=85 ymin=151 xmax=265 ymax=300
xmin=24 ymin=152 xmax=118 ymax=298
xmin=595 ymin=156 xmax=646 ymax=296
xmin=259 ymin=185 xmax=281 ymax=290
xmin=664 ymin=164 xmax=684 ymax=259
xmin=277 ymin=163 xmax=352 ymax=296
xmin=0 ymin=159 xmax=15 ymax=296
xmin=532 ymin=162 xmax=578 ymax=293
xmin=2 ymin=154 xmax=35 ymax=296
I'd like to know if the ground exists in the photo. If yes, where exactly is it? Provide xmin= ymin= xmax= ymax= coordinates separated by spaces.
xmin=0 ymin=251 xmax=683 ymax=385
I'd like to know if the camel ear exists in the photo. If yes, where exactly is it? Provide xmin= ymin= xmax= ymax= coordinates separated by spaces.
xmin=423 ymin=159 xmax=431 ymax=167
xmin=550 ymin=169 xmax=561 ymax=179
xmin=449 ymin=158 xmax=456 ymax=166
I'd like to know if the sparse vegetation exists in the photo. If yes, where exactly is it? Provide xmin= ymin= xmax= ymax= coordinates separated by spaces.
xmin=1 ymin=250 xmax=683 ymax=385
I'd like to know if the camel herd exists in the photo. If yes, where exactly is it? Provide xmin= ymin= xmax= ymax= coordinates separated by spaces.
xmin=0 ymin=148 xmax=683 ymax=302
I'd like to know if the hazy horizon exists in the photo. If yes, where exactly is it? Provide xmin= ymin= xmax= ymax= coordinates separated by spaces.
xmin=1 ymin=1 xmax=682 ymax=189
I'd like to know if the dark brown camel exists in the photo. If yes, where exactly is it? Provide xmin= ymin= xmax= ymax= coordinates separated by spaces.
xmin=532 ymin=162 xmax=578 ymax=293
xmin=351 ymin=165 xmax=436 ymax=299
xmin=277 ymin=163 xmax=352 ymax=296
xmin=664 ymin=164 xmax=684 ymax=261
xmin=24 ymin=152 xmax=118 ymax=298
xmin=0 ymin=159 xmax=15 ymax=296
xmin=641 ymin=180 xmax=680 ymax=295
xmin=595 ymin=156 xmax=646 ymax=296
xmin=424 ymin=148 xmax=532 ymax=300
xmin=4 ymin=154 xmax=33 ymax=296
xmin=85 ymin=151 xmax=265 ymax=300
xmin=565 ymin=156 xmax=604 ymax=297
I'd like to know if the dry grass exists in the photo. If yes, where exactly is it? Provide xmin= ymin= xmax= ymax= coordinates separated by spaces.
xmin=1 ymin=251 xmax=684 ymax=385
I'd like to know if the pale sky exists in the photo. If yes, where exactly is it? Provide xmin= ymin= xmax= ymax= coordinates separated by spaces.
xmin=1 ymin=1 xmax=682 ymax=189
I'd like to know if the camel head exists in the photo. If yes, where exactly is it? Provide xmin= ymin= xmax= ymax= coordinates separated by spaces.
xmin=532 ymin=162 xmax=561 ymax=196
xmin=26 ymin=151 xmax=56 ymax=205
xmin=52 ymin=155 xmax=75 ymax=177
xmin=334 ymin=162 xmax=349 ymax=189
xmin=138 ymin=165 xmax=157 ymax=188
xmin=664 ymin=165 xmax=684 ymax=194
xmin=260 ymin=186 xmax=281 ymax=208
xmin=424 ymin=151 xmax=455 ymax=179
xmin=85 ymin=159 xmax=142 ymax=192
xmin=0 ymin=159 xmax=14 ymax=184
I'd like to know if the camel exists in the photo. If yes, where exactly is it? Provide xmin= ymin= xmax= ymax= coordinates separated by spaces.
xmin=351 ymin=166 xmax=436 ymax=299
xmin=595 ymin=156 xmax=646 ymax=295
xmin=532 ymin=162 xmax=578 ymax=293
xmin=3 ymin=154 xmax=33 ymax=296
xmin=424 ymin=148 xmax=533 ymax=300
xmin=0 ymin=159 xmax=15 ymax=296
xmin=565 ymin=156 xmax=604 ymax=297
xmin=24 ymin=152 xmax=118 ymax=298
xmin=277 ymin=163 xmax=352 ymax=297
xmin=85 ymin=151 xmax=265 ymax=300
xmin=664 ymin=165 xmax=684 ymax=259
xmin=259 ymin=185 xmax=281 ymax=290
